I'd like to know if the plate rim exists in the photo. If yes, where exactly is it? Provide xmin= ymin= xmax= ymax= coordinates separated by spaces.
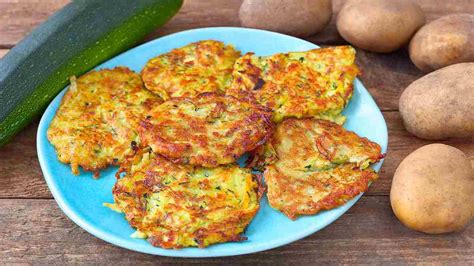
xmin=37 ymin=26 xmax=388 ymax=258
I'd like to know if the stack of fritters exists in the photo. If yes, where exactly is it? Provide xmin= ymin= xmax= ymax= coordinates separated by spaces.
xmin=226 ymin=45 xmax=382 ymax=219
xmin=255 ymin=118 xmax=382 ymax=219
xmin=48 ymin=39 xmax=383 ymax=248
xmin=110 ymin=41 xmax=271 ymax=248
xmin=108 ymin=93 xmax=269 ymax=248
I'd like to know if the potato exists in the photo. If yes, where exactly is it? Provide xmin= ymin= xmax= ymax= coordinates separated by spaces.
xmin=409 ymin=14 xmax=474 ymax=72
xmin=239 ymin=0 xmax=332 ymax=37
xmin=391 ymin=144 xmax=473 ymax=234
xmin=399 ymin=63 xmax=474 ymax=140
xmin=337 ymin=0 xmax=425 ymax=53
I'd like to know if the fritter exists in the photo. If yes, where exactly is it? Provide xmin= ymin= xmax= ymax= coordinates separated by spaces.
xmin=141 ymin=40 xmax=241 ymax=100
xmin=256 ymin=118 xmax=382 ymax=170
xmin=138 ymin=93 xmax=273 ymax=167
xmin=47 ymin=67 xmax=163 ymax=176
xmin=265 ymin=164 xmax=378 ymax=220
xmin=227 ymin=46 xmax=359 ymax=123
xmin=260 ymin=118 xmax=383 ymax=219
xmin=107 ymin=148 xmax=263 ymax=249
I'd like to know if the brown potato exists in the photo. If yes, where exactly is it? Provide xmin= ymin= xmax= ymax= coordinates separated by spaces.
xmin=337 ymin=0 xmax=425 ymax=53
xmin=391 ymin=144 xmax=473 ymax=234
xmin=399 ymin=63 xmax=474 ymax=140
xmin=409 ymin=14 xmax=474 ymax=72
xmin=239 ymin=0 xmax=332 ymax=37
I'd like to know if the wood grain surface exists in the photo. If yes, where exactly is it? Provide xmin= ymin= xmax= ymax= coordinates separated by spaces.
xmin=0 ymin=0 xmax=472 ymax=264
xmin=1 ymin=197 xmax=473 ymax=264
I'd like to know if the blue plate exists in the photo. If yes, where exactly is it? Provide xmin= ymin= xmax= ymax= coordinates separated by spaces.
xmin=37 ymin=27 xmax=387 ymax=257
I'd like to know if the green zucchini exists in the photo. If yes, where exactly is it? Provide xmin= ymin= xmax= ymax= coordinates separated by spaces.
xmin=0 ymin=0 xmax=182 ymax=146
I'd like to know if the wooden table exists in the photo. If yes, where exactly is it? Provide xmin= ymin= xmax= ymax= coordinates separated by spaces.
xmin=1 ymin=0 xmax=472 ymax=264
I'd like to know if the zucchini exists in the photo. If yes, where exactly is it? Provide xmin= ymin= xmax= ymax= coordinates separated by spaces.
xmin=0 ymin=0 xmax=182 ymax=146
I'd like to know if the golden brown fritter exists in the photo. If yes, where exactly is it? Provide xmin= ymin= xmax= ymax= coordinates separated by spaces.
xmin=227 ymin=46 xmax=359 ymax=123
xmin=138 ymin=93 xmax=273 ymax=167
xmin=107 ymin=148 xmax=263 ymax=249
xmin=141 ymin=40 xmax=241 ymax=100
xmin=265 ymin=164 xmax=378 ymax=219
xmin=255 ymin=118 xmax=382 ymax=170
xmin=259 ymin=118 xmax=383 ymax=219
xmin=47 ymin=67 xmax=163 ymax=176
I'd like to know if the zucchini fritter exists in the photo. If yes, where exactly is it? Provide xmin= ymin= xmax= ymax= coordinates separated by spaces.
xmin=265 ymin=164 xmax=378 ymax=220
xmin=257 ymin=119 xmax=382 ymax=170
xmin=227 ymin=46 xmax=359 ymax=123
xmin=108 ymin=149 xmax=262 ymax=249
xmin=260 ymin=118 xmax=383 ymax=219
xmin=141 ymin=40 xmax=241 ymax=100
xmin=47 ymin=67 xmax=162 ymax=176
xmin=138 ymin=93 xmax=273 ymax=167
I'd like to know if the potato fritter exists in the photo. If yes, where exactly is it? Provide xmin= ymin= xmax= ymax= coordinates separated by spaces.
xmin=265 ymin=164 xmax=378 ymax=219
xmin=138 ymin=93 xmax=273 ymax=167
xmin=259 ymin=118 xmax=383 ymax=219
xmin=108 ymin=149 xmax=263 ymax=249
xmin=141 ymin=40 xmax=241 ymax=100
xmin=47 ymin=67 xmax=163 ymax=176
xmin=227 ymin=46 xmax=359 ymax=123
xmin=256 ymin=118 xmax=382 ymax=170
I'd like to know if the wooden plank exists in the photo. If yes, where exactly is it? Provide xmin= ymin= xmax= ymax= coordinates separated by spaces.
xmin=0 ymin=120 xmax=51 ymax=198
xmin=1 ymin=112 xmax=472 ymax=199
xmin=0 ymin=0 xmax=69 ymax=48
xmin=2 ymin=0 xmax=474 ymax=47
xmin=356 ymin=49 xmax=422 ymax=111
xmin=372 ymin=112 xmax=474 ymax=195
xmin=0 ymin=197 xmax=472 ymax=264
xmin=148 ymin=0 xmax=242 ymax=41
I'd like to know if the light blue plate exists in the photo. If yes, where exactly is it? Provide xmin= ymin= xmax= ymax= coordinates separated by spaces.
xmin=37 ymin=27 xmax=387 ymax=257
